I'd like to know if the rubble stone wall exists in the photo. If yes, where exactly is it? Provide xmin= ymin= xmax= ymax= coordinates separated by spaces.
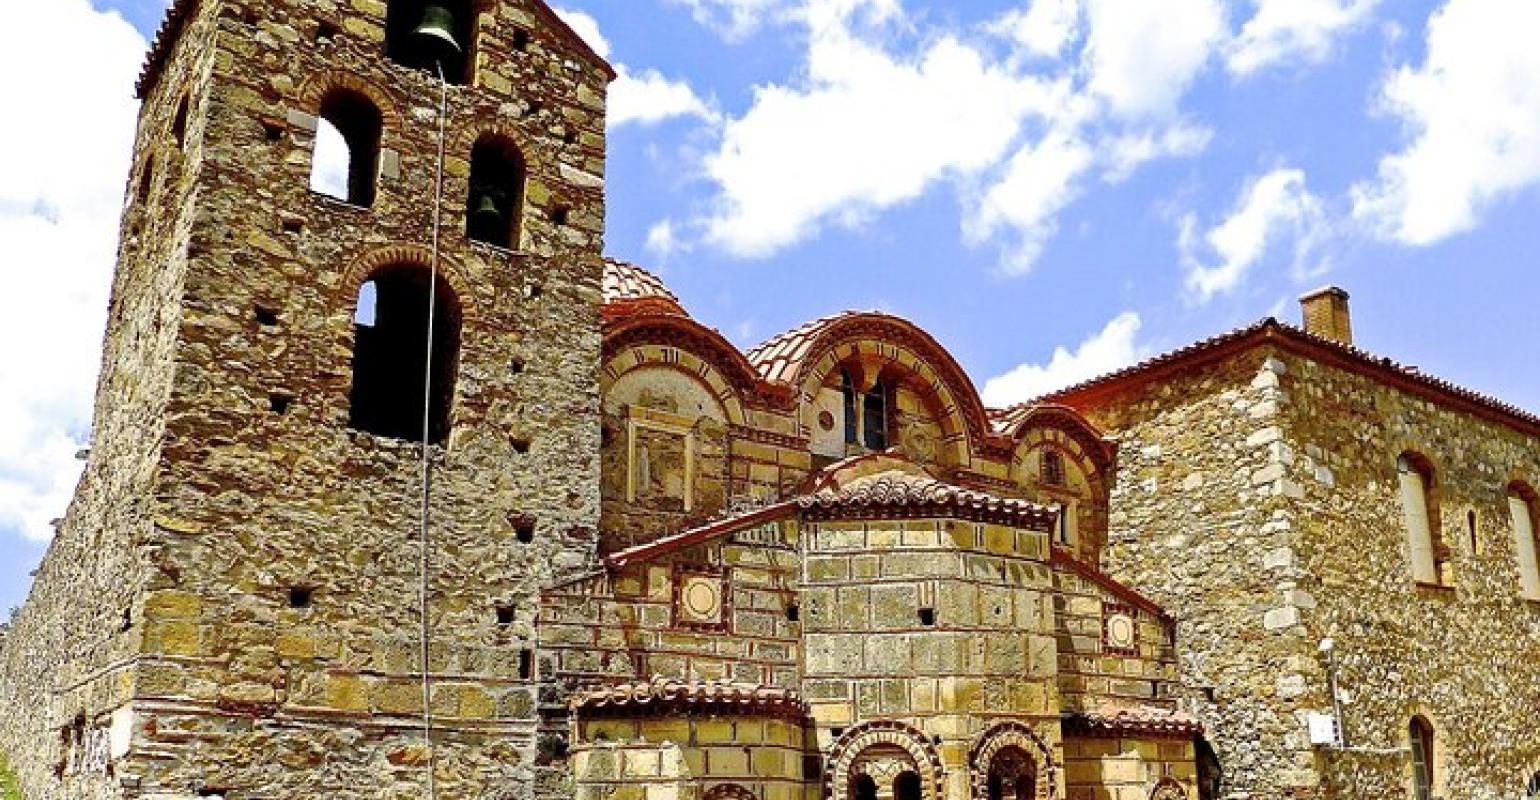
xmin=2 ymin=0 xmax=611 ymax=797
xmin=1085 ymin=341 xmax=1540 ymax=799
xmin=1080 ymin=347 xmax=1325 ymax=797
xmin=1275 ymin=350 xmax=1540 ymax=799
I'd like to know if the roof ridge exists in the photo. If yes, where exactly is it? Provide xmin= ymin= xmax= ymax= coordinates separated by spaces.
xmin=991 ymin=316 xmax=1539 ymax=437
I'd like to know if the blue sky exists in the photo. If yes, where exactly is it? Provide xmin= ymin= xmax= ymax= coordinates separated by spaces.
xmin=2 ymin=0 xmax=1539 ymax=615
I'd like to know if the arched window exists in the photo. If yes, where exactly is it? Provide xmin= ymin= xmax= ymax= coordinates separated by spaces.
xmin=1398 ymin=453 xmax=1442 ymax=584
xmin=466 ymin=136 xmax=526 ymax=249
xmin=893 ymin=772 xmax=922 ymax=800
xmin=839 ymin=369 xmax=891 ymax=452
xmin=852 ymin=775 xmax=877 ymax=800
xmin=842 ymin=369 xmax=858 ymax=446
xmin=1510 ymin=482 xmax=1540 ymax=600
xmin=137 ymin=156 xmax=156 ymax=204
xmin=348 ymin=264 xmax=461 ymax=444
xmin=385 ymin=0 xmax=473 ymax=83
xmin=1041 ymin=449 xmax=1066 ymax=487
xmin=863 ymin=380 xmax=890 ymax=451
xmin=310 ymin=89 xmax=383 ymax=207
xmin=1409 ymin=716 xmax=1435 ymax=800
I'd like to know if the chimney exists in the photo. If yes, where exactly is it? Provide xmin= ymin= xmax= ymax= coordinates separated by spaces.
xmin=1300 ymin=286 xmax=1353 ymax=346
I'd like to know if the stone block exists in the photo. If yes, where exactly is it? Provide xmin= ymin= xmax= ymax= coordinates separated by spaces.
xmin=1263 ymin=606 xmax=1301 ymax=631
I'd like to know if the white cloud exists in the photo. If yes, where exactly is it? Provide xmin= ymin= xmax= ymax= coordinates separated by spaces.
xmin=981 ymin=312 xmax=1149 ymax=406
xmin=701 ymin=10 xmax=1058 ymax=257
xmin=1227 ymin=0 xmax=1380 ymax=77
xmin=1351 ymin=0 xmax=1540 ymax=246
xmin=1181 ymin=167 xmax=1327 ymax=303
xmin=610 ymin=68 xmax=719 ymax=129
xmin=1102 ymin=124 xmax=1213 ymax=183
xmin=556 ymin=7 xmax=717 ymax=130
xmin=966 ymin=129 xmax=1095 ymax=274
xmin=680 ymin=0 xmax=1218 ymax=269
xmin=646 ymin=219 xmax=681 ymax=259
xmin=0 ymin=0 xmax=145 ymax=541
xmin=668 ymin=0 xmax=794 ymax=40
xmin=1083 ymin=0 xmax=1227 ymax=118
xmin=988 ymin=0 xmax=1083 ymax=60
xmin=554 ymin=7 xmax=611 ymax=59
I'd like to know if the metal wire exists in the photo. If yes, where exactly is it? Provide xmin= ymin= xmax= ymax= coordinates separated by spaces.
xmin=418 ymin=59 xmax=449 ymax=800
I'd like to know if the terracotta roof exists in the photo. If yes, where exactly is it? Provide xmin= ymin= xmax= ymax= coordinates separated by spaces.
xmin=604 ymin=500 xmax=799 ymax=569
xmin=1050 ymin=545 xmax=1170 ymax=622
xmin=136 ymin=0 xmax=616 ymax=100
xmin=746 ymin=312 xmax=871 ymax=384
xmin=569 ymin=679 xmax=808 ymax=719
xmin=603 ymin=259 xmax=683 ymax=309
xmin=607 ymin=468 xmax=1062 ymax=569
xmin=1004 ymin=318 xmax=1540 ymax=439
xmin=798 ymin=470 xmax=1058 ymax=528
xmin=1063 ymin=708 xmax=1203 ymax=739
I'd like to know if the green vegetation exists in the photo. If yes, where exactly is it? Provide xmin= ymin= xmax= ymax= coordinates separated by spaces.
xmin=0 ymin=753 xmax=20 ymax=800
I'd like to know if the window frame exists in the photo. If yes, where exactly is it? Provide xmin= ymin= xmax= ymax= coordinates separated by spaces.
xmin=1408 ymin=716 xmax=1435 ymax=800
xmin=1398 ymin=452 xmax=1445 ymax=586
xmin=1509 ymin=482 xmax=1540 ymax=601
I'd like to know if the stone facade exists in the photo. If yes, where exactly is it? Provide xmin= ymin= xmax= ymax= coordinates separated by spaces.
xmin=0 ymin=0 xmax=610 ymax=797
xmin=1063 ymin=324 xmax=1540 ymax=799
xmin=3 ymin=1 xmax=1539 ymax=799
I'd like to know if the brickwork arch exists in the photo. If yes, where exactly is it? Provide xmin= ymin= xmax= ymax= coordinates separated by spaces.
xmin=799 ymin=337 xmax=973 ymax=467
xmin=704 ymin=784 xmax=758 ymax=800
xmin=600 ymin=353 xmax=747 ymax=427
xmin=339 ymin=244 xmax=476 ymax=325
xmin=297 ymin=70 xmax=402 ymax=129
xmin=826 ymin=721 xmax=944 ymax=800
xmin=969 ymin=722 xmax=1056 ymax=800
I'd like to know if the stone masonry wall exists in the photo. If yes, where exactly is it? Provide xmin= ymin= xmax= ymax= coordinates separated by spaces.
xmin=540 ymin=523 xmax=803 ymax=689
xmin=571 ymin=715 xmax=812 ymax=800
xmin=799 ymin=517 xmax=1065 ymax=799
xmin=1080 ymin=347 xmax=1324 ymax=797
xmin=1275 ymin=349 xmax=1540 ymax=799
xmin=1085 ymin=340 xmax=1540 ymax=799
xmin=3 ymin=0 xmax=611 ymax=798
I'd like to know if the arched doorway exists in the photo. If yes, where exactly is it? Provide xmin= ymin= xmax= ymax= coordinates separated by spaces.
xmin=968 ymin=722 xmax=1054 ymax=800
xmin=984 ymin=746 xmax=1036 ymax=800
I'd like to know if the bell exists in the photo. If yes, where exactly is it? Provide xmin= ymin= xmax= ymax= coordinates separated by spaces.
xmin=470 ymin=192 xmax=503 ymax=226
xmin=410 ymin=4 xmax=462 ymax=61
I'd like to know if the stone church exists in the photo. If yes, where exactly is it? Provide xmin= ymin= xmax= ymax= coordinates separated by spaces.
xmin=1 ymin=0 xmax=1538 ymax=799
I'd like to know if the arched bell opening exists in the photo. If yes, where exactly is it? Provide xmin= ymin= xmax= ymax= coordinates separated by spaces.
xmin=348 ymin=263 xmax=462 ymax=445
xmin=466 ymin=135 xmax=526 ymax=249
xmin=310 ymin=89 xmax=383 ymax=207
xmin=385 ymin=0 xmax=474 ymax=83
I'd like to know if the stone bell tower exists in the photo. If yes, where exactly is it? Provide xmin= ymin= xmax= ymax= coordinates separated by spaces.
xmin=0 ymin=0 xmax=611 ymax=798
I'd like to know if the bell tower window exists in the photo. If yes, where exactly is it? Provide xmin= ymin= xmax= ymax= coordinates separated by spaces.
xmin=385 ymin=0 xmax=474 ymax=84
xmin=466 ymin=136 xmax=526 ymax=249
xmin=1041 ymin=450 xmax=1066 ymax=487
xmin=310 ymin=89 xmax=382 ymax=207
xmin=349 ymin=264 xmax=461 ymax=444
xmin=862 ymin=382 xmax=889 ymax=451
